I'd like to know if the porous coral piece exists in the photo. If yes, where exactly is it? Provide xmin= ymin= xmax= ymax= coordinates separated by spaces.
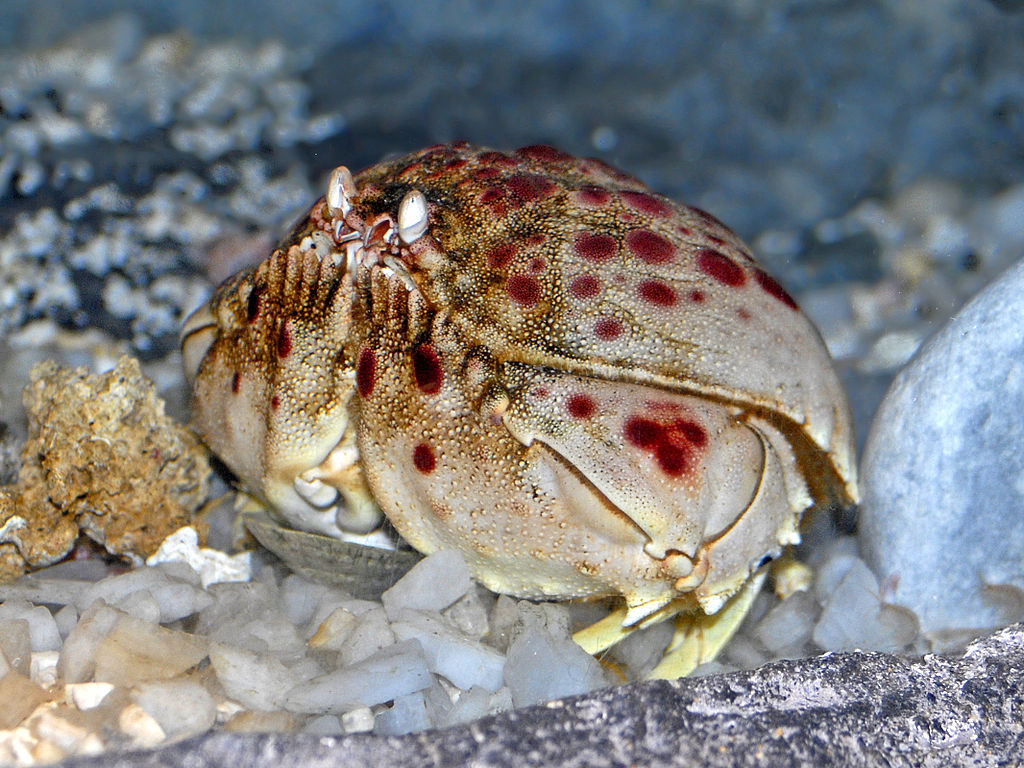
xmin=0 ymin=356 xmax=211 ymax=579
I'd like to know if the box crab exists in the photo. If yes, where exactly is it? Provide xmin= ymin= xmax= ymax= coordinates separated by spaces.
xmin=182 ymin=143 xmax=857 ymax=677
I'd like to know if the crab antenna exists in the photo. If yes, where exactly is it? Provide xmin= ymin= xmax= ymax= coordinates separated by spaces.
xmin=326 ymin=166 xmax=356 ymax=218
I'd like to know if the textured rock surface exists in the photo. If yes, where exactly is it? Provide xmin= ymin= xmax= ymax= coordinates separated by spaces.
xmin=0 ymin=356 xmax=212 ymax=579
xmin=859 ymin=260 xmax=1024 ymax=635
xmin=59 ymin=623 xmax=1024 ymax=768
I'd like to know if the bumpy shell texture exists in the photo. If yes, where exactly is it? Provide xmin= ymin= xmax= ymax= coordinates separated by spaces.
xmin=184 ymin=143 xmax=857 ymax=625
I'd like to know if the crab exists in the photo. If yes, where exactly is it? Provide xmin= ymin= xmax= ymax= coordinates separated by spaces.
xmin=182 ymin=143 xmax=857 ymax=678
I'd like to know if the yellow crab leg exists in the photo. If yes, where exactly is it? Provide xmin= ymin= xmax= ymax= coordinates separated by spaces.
xmin=572 ymin=598 xmax=690 ymax=655
xmin=646 ymin=568 xmax=767 ymax=680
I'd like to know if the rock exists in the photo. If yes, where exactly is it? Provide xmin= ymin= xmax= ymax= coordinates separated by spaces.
xmin=381 ymin=550 xmax=472 ymax=619
xmin=56 ymin=623 xmax=1024 ymax=768
xmin=284 ymin=640 xmax=432 ymax=715
xmin=133 ymin=680 xmax=217 ymax=739
xmin=208 ymin=642 xmax=298 ymax=712
xmin=0 ymin=357 xmax=212 ymax=578
xmin=92 ymin=613 xmax=208 ymax=687
xmin=860 ymin=259 xmax=1024 ymax=635
xmin=0 ymin=672 xmax=50 ymax=729
xmin=503 ymin=623 xmax=608 ymax=709
xmin=391 ymin=609 xmax=505 ymax=692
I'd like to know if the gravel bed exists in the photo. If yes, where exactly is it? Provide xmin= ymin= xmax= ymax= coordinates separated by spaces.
xmin=0 ymin=3 xmax=1022 ymax=765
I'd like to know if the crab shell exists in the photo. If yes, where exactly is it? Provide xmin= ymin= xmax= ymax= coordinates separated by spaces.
xmin=182 ymin=143 xmax=857 ymax=627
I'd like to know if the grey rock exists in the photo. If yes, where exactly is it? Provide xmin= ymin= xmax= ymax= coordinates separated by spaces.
xmin=859 ymin=259 xmax=1024 ymax=634
xmin=60 ymin=623 xmax=1024 ymax=767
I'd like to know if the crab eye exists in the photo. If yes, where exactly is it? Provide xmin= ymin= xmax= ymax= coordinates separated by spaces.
xmin=397 ymin=189 xmax=428 ymax=244
xmin=326 ymin=165 xmax=356 ymax=218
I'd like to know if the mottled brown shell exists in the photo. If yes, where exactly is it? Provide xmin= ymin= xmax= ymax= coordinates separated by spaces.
xmin=184 ymin=143 xmax=856 ymax=626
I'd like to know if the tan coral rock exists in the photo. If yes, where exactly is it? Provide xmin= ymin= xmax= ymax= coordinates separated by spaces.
xmin=0 ymin=356 xmax=212 ymax=579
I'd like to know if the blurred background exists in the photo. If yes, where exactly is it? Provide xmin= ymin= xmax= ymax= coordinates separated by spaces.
xmin=0 ymin=0 xmax=1022 ymax=450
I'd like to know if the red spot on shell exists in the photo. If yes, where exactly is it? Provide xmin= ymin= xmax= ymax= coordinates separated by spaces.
xmin=527 ymin=233 xmax=547 ymax=246
xmin=619 ymin=191 xmax=673 ymax=217
xmin=624 ymin=417 xmax=662 ymax=449
xmin=487 ymin=243 xmax=518 ymax=270
xmin=624 ymin=415 xmax=706 ymax=477
xmin=655 ymin=444 xmax=686 ymax=475
xmin=696 ymin=249 xmax=746 ymax=287
xmin=754 ymin=269 xmax=799 ymax=310
xmin=506 ymin=174 xmax=557 ymax=205
xmin=625 ymin=230 xmax=674 ymax=264
xmin=507 ymin=274 xmax=541 ymax=306
xmin=478 ymin=151 xmax=518 ymax=167
xmin=516 ymin=145 xmax=572 ymax=163
xmin=574 ymin=232 xmax=618 ymax=262
xmin=575 ymin=186 xmax=611 ymax=206
xmin=246 ymin=287 xmax=262 ymax=323
xmin=738 ymin=308 xmax=752 ymax=321
xmin=638 ymin=280 xmax=677 ymax=306
xmin=676 ymin=420 xmax=707 ymax=447
xmin=566 ymin=393 xmax=597 ymax=419
xmin=473 ymin=167 xmax=501 ymax=180
xmin=569 ymin=274 xmax=600 ymax=299
xmin=527 ymin=256 xmax=546 ymax=273
xmin=480 ymin=188 xmax=503 ymax=204
xmin=708 ymin=235 xmax=726 ymax=246
xmin=231 ymin=372 xmax=241 ymax=394
xmin=689 ymin=289 xmax=706 ymax=303
xmin=413 ymin=443 xmax=436 ymax=474
xmin=276 ymin=321 xmax=292 ymax=358
xmin=270 ymin=394 xmax=280 ymax=411
xmin=357 ymin=347 xmax=376 ymax=398
xmin=594 ymin=318 xmax=622 ymax=340
xmin=412 ymin=344 xmax=443 ymax=394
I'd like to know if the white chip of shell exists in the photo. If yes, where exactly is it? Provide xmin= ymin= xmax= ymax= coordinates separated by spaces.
xmin=133 ymin=680 xmax=217 ymax=739
xmin=340 ymin=708 xmax=375 ymax=734
xmin=81 ymin=564 xmax=213 ymax=623
xmin=284 ymin=639 xmax=432 ymax=714
xmin=118 ymin=704 xmax=166 ymax=748
xmin=381 ymin=550 xmax=473 ymax=619
xmin=57 ymin=604 xmax=122 ymax=684
xmin=0 ymin=619 xmax=32 ymax=676
xmin=503 ymin=624 xmax=608 ymax=708
xmin=91 ymin=614 xmax=208 ymax=688
xmin=374 ymin=690 xmax=431 ymax=736
xmin=752 ymin=590 xmax=818 ymax=653
xmin=813 ymin=558 xmax=918 ymax=653
xmin=391 ymin=609 xmax=505 ymax=692
xmin=146 ymin=526 xmax=252 ymax=589
xmin=208 ymin=642 xmax=298 ymax=712
xmin=0 ymin=600 xmax=62 ymax=653
xmin=335 ymin=607 xmax=395 ymax=667
xmin=29 ymin=651 xmax=59 ymax=687
xmin=66 ymin=682 xmax=115 ymax=711
xmin=435 ymin=686 xmax=493 ymax=729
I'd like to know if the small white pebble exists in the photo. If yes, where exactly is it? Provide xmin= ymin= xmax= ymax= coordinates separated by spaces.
xmin=66 ymin=682 xmax=115 ymax=711
xmin=29 ymin=651 xmax=60 ymax=688
xmin=146 ymin=526 xmax=252 ymax=588
xmin=340 ymin=707 xmax=375 ymax=734
xmin=118 ymin=704 xmax=166 ymax=748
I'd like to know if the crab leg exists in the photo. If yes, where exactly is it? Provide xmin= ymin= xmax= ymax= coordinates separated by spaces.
xmin=646 ymin=568 xmax=767 ymax=679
